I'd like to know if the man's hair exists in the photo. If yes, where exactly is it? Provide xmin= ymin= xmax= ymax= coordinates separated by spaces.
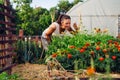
xmin=56 ymin=14 xmax=71 ymax=25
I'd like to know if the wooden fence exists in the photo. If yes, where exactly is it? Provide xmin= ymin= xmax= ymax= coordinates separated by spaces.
xmin=0 ymin=0 xmax=16 ymax=74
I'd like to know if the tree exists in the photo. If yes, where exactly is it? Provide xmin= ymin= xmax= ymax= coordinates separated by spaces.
xmin=12 ymin=0 xmax=32 ymax=10
xmin=32 ymin=7 xmax=51 ymax=35
xmin=13 ymin=1 xmax=34 ymax=35
xmin=57 ymin=0 xmax=83 ymax=14
xmin=57 ymin=0 xmax=72 ymax=14
xmin=73 ymin=0 xmax=83 ymax=5
xmin=11 ymin=0 xmax=51 ymax=35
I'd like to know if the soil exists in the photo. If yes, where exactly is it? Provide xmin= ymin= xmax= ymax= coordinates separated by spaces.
xmin=12 ymin=63 xmax=120 ymax=80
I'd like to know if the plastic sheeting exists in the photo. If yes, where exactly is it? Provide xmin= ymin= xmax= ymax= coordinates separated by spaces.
xmin=67 ymin=0 xmax=120 ymax=37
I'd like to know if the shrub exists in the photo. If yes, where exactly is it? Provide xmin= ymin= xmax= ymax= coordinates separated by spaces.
xmin=46 ymin=32 xmax=120 ymax=73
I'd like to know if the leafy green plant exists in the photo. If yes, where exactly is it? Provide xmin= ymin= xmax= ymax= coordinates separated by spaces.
xmin=0 ymin=72 xmax=22 ymax=80
xmin=46 ymin=32 xmax=120 ymax=73
xmin=14 ymin=37 xmax=43 ymax=63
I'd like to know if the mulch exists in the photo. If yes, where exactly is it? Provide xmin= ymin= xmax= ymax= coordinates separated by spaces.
xmin=12 ymin=63 xmax=120 ymax=80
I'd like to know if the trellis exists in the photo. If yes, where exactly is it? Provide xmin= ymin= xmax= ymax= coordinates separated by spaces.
xmin=0 ymin=0 xmax=16 ymax=74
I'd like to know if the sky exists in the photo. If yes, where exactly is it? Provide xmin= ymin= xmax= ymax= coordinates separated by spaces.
xmin=30 ymin=0 xmax=74 ymax=10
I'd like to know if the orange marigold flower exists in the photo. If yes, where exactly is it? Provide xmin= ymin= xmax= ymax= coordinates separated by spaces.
xmin=67 ymin=53 xmax=72 ymax=59
xmin=102 ymin=49 xmax=107 ymax=53
xmin=79 ymin=49 xmax=85 ymax=53
xmin=96 ymin=42 xmax=101 ymax=45
xmin=96 ymin=46 xmax=100 ymax=51
xmin=115 ymin=44 xmax=119 ymax=48
xmin=117 ymin=45 xmax=120 ymax=48
xmin=69 ymin=45 xmax=76 ymax=49
xmin=99 ymin=57 xmax=104 ymax=61
xmin=118 ymin=47 xmax=120 ymax=51
xmin=82 ymin=46 xmax=87 ymax=50
xmin=112 ymin=56 xmax=117 ymax=60
xmin=86 ymin=67 xmax=95 ymax=76
xmin=52 ymin=53 xmax=57 ymax=58
xmin=114 ymin=41 xmax=119 ymax=45
xmin=108 ymin=40 xmax=112 ymax=43
xmin=85 ymin=42 xmax=90 ymax=47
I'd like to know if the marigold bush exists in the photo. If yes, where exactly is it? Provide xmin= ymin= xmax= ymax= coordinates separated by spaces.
xmin=46 ymin=32 xmax=120 ymax=73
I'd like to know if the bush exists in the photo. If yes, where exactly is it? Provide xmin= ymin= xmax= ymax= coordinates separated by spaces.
xmin=46 ymin=32 xmax=120 ymax=73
